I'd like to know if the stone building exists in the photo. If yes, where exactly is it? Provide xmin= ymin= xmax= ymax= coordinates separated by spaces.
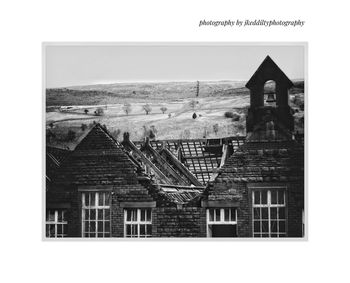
xmin=45 ymin=56 xmax=304 ymax=238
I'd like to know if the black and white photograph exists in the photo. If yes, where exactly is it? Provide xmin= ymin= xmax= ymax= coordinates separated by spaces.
xmin=44 ymin=44 xmax=305 ymax=239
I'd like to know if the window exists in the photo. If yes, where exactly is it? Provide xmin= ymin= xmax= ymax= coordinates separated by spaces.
xmin=82 ymin=192 xmax=111 ymax=238
xmin=124 ymin=209 xmax=152 ymax=238
xmin=207 ymin=208 xmax=237 ymax=237
xmin=46 ymin=210 xmax=67 ymax=238
xmin=252 ymin=189 xmax=286 ymax=237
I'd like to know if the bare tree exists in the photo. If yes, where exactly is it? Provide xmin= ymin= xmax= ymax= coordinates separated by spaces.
xmin=160 ymin=106 xmax=167 ymax=114
xmin=84 ymin=109 xmax=89 ymax=114
xmin=94 ymin=107 xmax=104 ymax=116
xmin=122 ymin=103 xmax=132 ymax=115
xmin=213 ymin=124 xmax=219 ymax=135
xmin=143 ymin=104 xmax=152 ymax=115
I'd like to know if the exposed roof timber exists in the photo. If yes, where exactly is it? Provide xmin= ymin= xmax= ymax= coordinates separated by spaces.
xmin=160 ymin=147 xmax=203 ymax=187
xmin=143 ymin=140 xmax=190 ymax=186
xmin=122 ymin=138 xmax=173 ymax=185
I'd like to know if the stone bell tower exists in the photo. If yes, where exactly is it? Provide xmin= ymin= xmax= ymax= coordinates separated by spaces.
xmin=245 ymin=56 xmax=294 ymax=138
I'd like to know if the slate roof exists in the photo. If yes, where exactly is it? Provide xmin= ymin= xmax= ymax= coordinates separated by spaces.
xmin=53 ymin=124 xmax=145 ymax=187
xmin=211 ymin=140 xmax=304 ymax=184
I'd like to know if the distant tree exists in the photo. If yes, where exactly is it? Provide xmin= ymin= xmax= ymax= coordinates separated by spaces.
xmin=81 ymin=123 xmax=87 ymax=131
xmin=95 ymin=107 xmax=104 ymax=116
xmin=213 ymin=124 xmax=219 ymax=135
xmin=192 ymin=112 xmax=197 ymax=119
xmin=189 ymin=100 xmax=197 ymax=109
xmin=132 ymin=91 xmax=136 ymax=95
xmin=168 ymin=113 xmax=171 ymax=118
xmin=160 ymin=106 xmax=168 ymax=114
xmin=182 ymin=129 xmax=191 ymax=139
xmin=84 ymin=109 xmax=89 ymax=114
xmin=143 ymin=104 xmax=152 ymax=115
xmin=49 ymin=122 xmax=54 ymax=129
xmin=66 ymin=130 xmax=76 ymax=141
xmin=122 ymin=103 xmax=132 ymax=115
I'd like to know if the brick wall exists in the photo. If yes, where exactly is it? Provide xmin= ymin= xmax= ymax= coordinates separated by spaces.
xmin=153 ymin=207 xmax=206 ymax=237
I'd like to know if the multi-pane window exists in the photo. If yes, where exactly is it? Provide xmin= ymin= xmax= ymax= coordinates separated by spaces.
xmin=46 ymin=210 xmax=67 ymax=238
xmin=124 ymin=209 xmax=152 ymax=238
xmin=82 ymin=192 xmax=111 ymax=238
xmin=253 ymin=189 xmax=286 ymax=238
xmin=207 ymin=208 xmax=237 ymax=237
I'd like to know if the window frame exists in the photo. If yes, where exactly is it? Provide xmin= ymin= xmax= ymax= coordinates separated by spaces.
xmin=124 ymin=208 xmax=152 ymax=238
xmin=206 ymin=208 xmax=238 ymax=237
xmin=251 ymin=187 xmax=287 ymax=238
xmin=46 ymin=209 xmax=68 ymax=238
xmin=81 ymin=191 xmax=111 ymax=238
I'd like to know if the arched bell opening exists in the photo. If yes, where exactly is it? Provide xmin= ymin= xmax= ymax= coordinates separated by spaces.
xmin=263 ymin=80 xmax=277 ymax=107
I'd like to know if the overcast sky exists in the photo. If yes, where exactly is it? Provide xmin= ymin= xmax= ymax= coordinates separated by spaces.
xmin=45 ymin=44 xmax=305 ymax=88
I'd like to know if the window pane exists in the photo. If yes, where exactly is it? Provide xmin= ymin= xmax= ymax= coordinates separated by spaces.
xmin=57 ymin=224 xmax=63 ymax=234
xmin=98 ymin=209 xmax=103 ymax=220
xmin=253 ymin=208 xmax=260 ymax=220
xmin=98 ymin=193 xmax=104 ymax=206
xmin=278 ymin=191 xmax=285 ymax=204
xmin=261 ymin=221 xmax=269 ymax=232
xmin=146 ymin=209 xmax=151 ymax=222
xmin=90 ymin=209 xmax=96 ymax=220
xmin=84 ymin=194 xmax=89 ymax=207
xmin=105 ymin=193 xmax=110 ymax=206
xmin=261 ymin=191 xmax=268 ymax=204
xmin=209 ymin=209 xmax=214 ymax=221
xmin=254 ymin=191 xmax=260 ymax=205
xmin=271 ymin=220 xmax=278 ymax=233
xmin=278 ymin=207 xmax=286 ymax=220
xmin=271 ymin=233 xmax=278 ymax=238
xmin=224 ymin=209 xmax=229 ymax=222
xmin=97 ymin=233 xmax=104 ymax=238
xmin=84 ymin=221 xmax=90 ymax=233
xmin=49 ymin=224 xmax=55 ymax=237
xmin=132 ymin=224 xmax=138 ymax=236
xmin=131 ymin=209 xmax=137 ymax=221
xmin=47 ymin=211 xmax=55 ymax=222
xmin=105 ymin=221 xmax=110 ymax=233
xmin=126 ymin=224 xmax=131 ymax=236
xmin=84 ymin=209 xmax=89 ymax=220
xmin=270 ymin=207 xmax=277 ymax=219
xmin=90 ymin=221 xmax=96 ymax=233
xmin=262 ymin=208 xmax=268 ymax=219
xmin=90 ymin=193 xmax=95 ymax=207
xmin=271 ymin=190 xmax=277 ymax=204
xmin=254 ymin=221 xmax=261 ymax=233
xmin=141 ymin=209 xmax=146 ymax=222
xmin=46 ymin=224 xmax=50 ymax=237
xmin=98 ymin=221 xmax=103 ymax=233
xmin=140 ymin=225 xmax=146 ymax=236
xmin=105 ymin=209 xmax=110 ymax=220
xmin=215 ymin=209 xmax=221 ymax=221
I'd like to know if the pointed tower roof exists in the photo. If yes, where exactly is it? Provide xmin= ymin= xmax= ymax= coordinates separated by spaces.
xmin=245 ymin=56 xmax=294 ymax=89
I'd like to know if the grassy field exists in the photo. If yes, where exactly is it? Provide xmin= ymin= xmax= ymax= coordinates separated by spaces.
xmin=46 ymin=80 xmax=304 ymax=149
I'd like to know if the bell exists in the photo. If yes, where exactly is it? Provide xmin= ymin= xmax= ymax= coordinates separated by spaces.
xmin=266 ymin=93 xmax=276 ymax=103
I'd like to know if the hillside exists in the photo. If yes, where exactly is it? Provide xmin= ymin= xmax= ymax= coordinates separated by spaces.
xmin=46 ymin=80 xmax=304 ymax=148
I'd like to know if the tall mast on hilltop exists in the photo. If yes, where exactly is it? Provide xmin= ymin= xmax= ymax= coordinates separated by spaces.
xmin=196 ymin=81 xmax=199 ymax=97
